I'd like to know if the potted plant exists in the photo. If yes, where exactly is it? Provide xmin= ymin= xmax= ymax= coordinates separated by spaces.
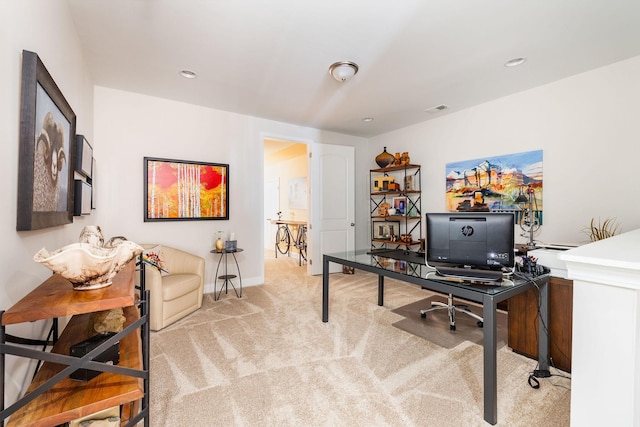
xmin=584 ymin=217 xmax=620 ymax=242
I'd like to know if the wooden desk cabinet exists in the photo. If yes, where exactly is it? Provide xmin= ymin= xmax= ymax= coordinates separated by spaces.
xmin=1 ymin=261 xmax=149 ymax=426
xmin=507 ymin=276 xmax=573 ymax=372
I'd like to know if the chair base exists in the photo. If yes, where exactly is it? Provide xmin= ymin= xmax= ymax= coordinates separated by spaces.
xmin=420 ymin=294 xmax=484 ymax=331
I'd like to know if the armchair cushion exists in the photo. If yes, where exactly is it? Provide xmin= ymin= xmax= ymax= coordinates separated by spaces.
xmin=138 ymin=244 xmax=205 ymax=331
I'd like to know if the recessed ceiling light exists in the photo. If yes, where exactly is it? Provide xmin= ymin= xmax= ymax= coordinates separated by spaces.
xmin=180 ymin=70 xmax=197 ymax=79
xmin=362 ymin=117 xmax=374 ymax=123
xmin=425 ymin=104 xmax=449 ymax=114
xmin=504 ymin=57 xmax=527 ymax=67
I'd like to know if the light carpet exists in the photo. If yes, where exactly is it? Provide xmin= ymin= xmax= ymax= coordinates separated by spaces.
xmin=148 ymin=253 xmax=570 ymax=426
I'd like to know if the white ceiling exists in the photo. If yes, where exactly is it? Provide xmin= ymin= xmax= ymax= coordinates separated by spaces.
xmin=67 ymin=0 xmax=640 ymax=138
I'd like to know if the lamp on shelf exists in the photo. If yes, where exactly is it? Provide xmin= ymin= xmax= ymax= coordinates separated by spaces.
xmin=516 ymin=184 xmax=539 ymax=249
xmin=514 ymin=187 xmax=528 ymax=204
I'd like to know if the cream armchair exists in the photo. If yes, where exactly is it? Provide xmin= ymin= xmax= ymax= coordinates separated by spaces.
xmin=138 ymin=244 xmax=205 ymax=331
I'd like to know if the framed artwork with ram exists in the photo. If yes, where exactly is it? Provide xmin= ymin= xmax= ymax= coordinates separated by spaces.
xmin=16 ymin=50 xmax=76 ymax=231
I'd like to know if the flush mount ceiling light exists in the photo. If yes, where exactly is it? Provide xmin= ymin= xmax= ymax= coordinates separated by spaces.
xmin=180 ymin=69 xmax=197 ymax=79
xmin=504 ymin=57 xmax=527 ymax=67
xmin=329 ymin=61 xmax=359 ymax=82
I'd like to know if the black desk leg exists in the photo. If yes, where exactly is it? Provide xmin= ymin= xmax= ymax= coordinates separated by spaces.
xmin=322 ymin=256 xmax=329 ymax=322
xmin=378 ymin=275 xmax=384 ymax=306
xmin=482 ymin=296 xmax=498 ymax=425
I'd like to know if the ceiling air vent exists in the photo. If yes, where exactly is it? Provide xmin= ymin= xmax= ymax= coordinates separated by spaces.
xmin=425 ymin=104 xmax=449 ymax=114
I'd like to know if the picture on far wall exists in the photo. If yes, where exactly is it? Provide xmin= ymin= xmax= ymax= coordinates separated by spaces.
xmin=16 ymin=50 xmax=76 ymax=231
xmin=144 ymin=157 xmax=229 ymax=221
xmin=288 ymin=177 xmax=307 ymax=210
xmin=445 ymin=149 xmax=543 ymax=225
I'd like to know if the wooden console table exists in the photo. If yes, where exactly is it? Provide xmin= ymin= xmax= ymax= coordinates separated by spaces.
xmin=1 ymin=261 xmax=150 ymax=427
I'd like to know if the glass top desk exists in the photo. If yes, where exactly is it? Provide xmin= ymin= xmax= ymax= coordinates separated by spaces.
xmin=321 ymin=250 xmax=549 ymax=426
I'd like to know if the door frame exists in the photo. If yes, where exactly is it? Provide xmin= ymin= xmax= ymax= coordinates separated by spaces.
xmin=262 ymin=135 xmax=356 ymax=276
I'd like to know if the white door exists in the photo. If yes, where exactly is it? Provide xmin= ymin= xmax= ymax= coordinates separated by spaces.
xmin=264 ymin=178 xmax=279 ymax=251
xmin=309 ymin=143 xmax=355 ymax=275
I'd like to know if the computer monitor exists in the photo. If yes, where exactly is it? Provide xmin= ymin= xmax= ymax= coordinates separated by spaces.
xmin=426 ymin=212 xmax=515 ymax=281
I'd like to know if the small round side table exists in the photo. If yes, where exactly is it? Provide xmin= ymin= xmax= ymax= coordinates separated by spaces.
xmin=210 ymin=248 xmax=243 ymax=301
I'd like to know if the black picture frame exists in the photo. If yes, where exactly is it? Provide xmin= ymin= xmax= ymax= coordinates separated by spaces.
xmin=91 ymin=158 xmax=96 ymax=209
xmin=75 ymin=134 xmax=93 ymax=179
xmin=16 ymin=50 xmax=76 ymax=231
xmin=143 ymin=157 xmax=229 ymax=221
xmin=373 ymin=220 xmax=400 ymax=240
xmin=73 ymin=179 xmax=92 ymax=216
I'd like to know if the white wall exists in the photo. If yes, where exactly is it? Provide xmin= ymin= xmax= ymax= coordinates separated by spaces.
xmin=92 ymin=87 xmax=368 ymax=292
xmin=0 ymin=0 xmax=95 ymax=404
xmin=369 ymin=55 xmax=640 ymax=247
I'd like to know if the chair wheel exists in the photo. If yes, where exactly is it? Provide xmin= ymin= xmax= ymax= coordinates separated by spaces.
xmin=420 ymin=312 xmax=426 ymax=318
xmin=450 ymin=325 xmax=456 ymax=331
xmin=477 ymin=321 xmax=483 ymax=328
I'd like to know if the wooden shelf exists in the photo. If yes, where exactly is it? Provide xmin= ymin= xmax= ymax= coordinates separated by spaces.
xmin=370 ymin=164 xmax=422 ymax=255
xmin=6 ymin=306 xmax=143 ymax=427
xmin=370 ymin=164 xmax=421 ymax=173
xmin=370 ymin=190 xmax=421 ymax=196
xmin=371 ymin=215 xmax=421 ymax=220
xmin=2 ymin=260 xmax=148 ymax=427
xmin=2 ymin=262 xmax=135 ymax=326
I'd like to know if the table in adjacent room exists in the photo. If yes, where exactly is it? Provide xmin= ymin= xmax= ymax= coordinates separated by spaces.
xmin=211 ymin=248 xmax=243 ymax=300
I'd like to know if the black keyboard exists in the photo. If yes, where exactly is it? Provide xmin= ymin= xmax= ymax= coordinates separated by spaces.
xmin=435 ymin=266 xmax=503 ymax=283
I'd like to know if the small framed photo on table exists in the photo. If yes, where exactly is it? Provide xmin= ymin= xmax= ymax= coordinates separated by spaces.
xmin=392 ymin=197 xmax=407 ymax=215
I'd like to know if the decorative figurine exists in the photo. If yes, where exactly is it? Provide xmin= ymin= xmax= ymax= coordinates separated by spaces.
xmin=378 ymin=201 xmax=391 ymax=216
xmin=401 ymin=152 xmax=410 ymax=165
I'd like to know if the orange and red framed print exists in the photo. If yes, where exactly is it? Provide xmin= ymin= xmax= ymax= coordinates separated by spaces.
xmin=143 ymin=157 xmax=229 ymax=221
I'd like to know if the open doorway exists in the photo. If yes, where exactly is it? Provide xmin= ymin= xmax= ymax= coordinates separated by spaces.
xmin=263 ymin=138 xmax=309 ymax=275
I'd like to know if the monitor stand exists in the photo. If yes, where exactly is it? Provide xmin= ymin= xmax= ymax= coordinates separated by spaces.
xmin=435 ymin=265 xmax=503 ymax=283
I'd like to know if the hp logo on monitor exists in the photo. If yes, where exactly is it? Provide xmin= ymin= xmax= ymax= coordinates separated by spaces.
xmin=461 ymin=225 xmax=474 ymax=236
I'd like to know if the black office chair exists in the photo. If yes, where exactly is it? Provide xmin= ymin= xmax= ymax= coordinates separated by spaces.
xmin=420 ymin=294 xmax=483 ymax=331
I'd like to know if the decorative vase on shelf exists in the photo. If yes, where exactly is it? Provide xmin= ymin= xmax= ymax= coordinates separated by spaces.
xmin=215 ymin=231 xmax=225 ymax=252
xmin=375 ymin=147 xmax=394 ymax=168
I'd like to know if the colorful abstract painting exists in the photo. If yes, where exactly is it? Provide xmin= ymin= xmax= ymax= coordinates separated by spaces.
xmin=144 ymin=157 xmax=229 ymax=221
xmin=445 ymin=150 xmax=542 ymax=224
